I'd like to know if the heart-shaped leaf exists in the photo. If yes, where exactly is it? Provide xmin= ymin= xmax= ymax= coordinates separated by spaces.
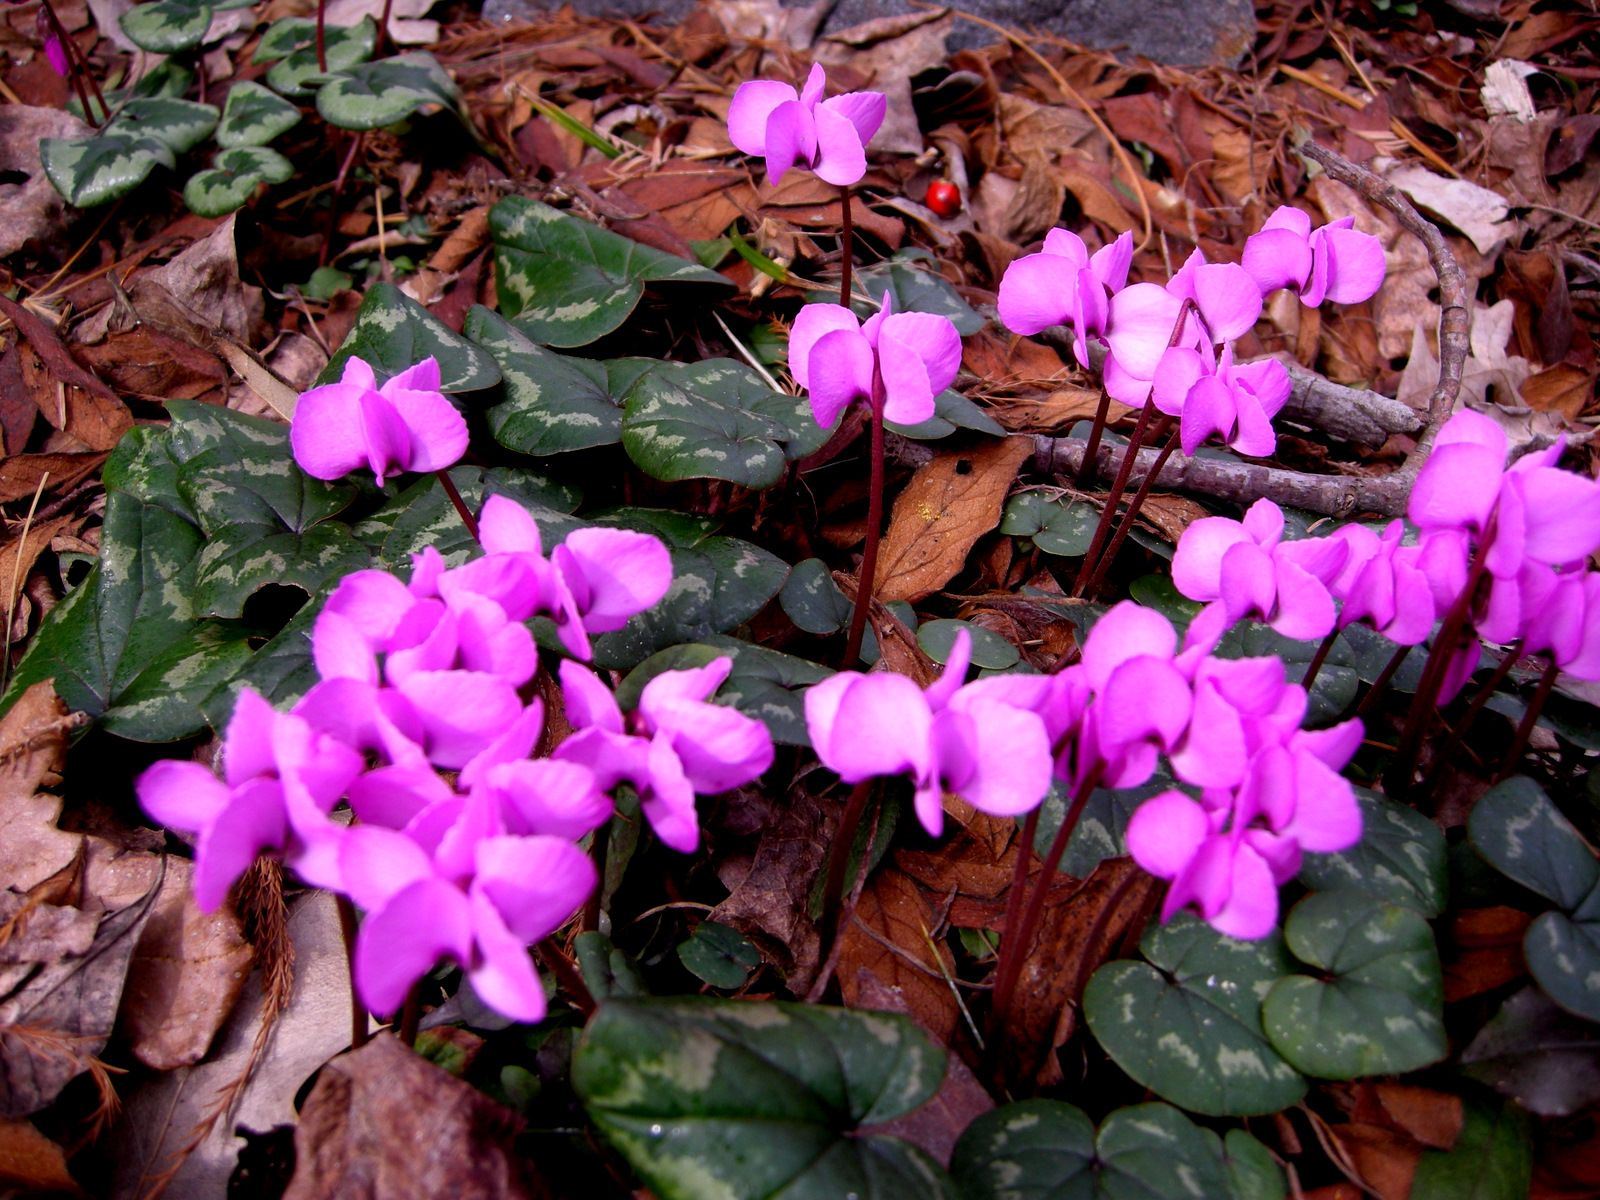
xmin=1468 ymin=776 xmax=1600 ymax=911
xmin=315 ymin=53 xmax=461 ymax=130
xmin=1 ymin=493 xmax=254 ymax=740
xmin=490 ymin=196 xmax=730 ymax=347
xmin=587 ymin=511 xmax=789 ymax=671
xmin=779 ymin=557 xmax=852 ymax=635
xmin=1461 ymin=986 xmax=1600 ymax=1117
xmin=184 ymin=145 xmax=294 ymax=216
xmin=42 ymin=98 xmax=218 ymax=207
xmin=201 ymin=603 xmax=321 ymax=728
xmin=617 ymin=635 xmax=830 ymax=746
xmin=1410 ymin=1096 xmax=1532 ymax=1200
xmin=120 ymin=0 xmax=212 ymax=53
xmin=846 ymin=249 xmax=986 ymax=335
xmin=216 ymin=81 xmax=301 ymax=147
xmin=374 ymin=466 xmax=581 ymax=569
xmin=951 ymin=1099 xmax=1285 ymax=1200
xmin=263 ymin=19 xmax=377 ymax=97
xmin=1084 ymin=914 xmax=1306 ymax=1116
xmin=319 ymin=281 xmax=501 ymax=393
xmin=918 ymin=619 xmax=1019 ymax=670
xmin=1262 ymin=891 xmax=1446 ymax=1078
xmin=1001 ymin=491 xmax=1098 ymax=557
xmin=1299 ymin=787 xmax=1448 ymax=916
xmin=466 ymin=306 xmax=653 ymax=455
xmin=677 ymin=922 xmax=762 ymax=989
xmin=621 ymin=359 xmax=824 ymax=489
xmin=574 ymin=997 xmax=955 ymax=1200
xmin=1524 ymin=903 xmax=1600 ymax=1023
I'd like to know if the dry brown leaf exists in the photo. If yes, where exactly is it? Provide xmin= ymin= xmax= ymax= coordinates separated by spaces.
xmin=0 ymin=107 xmax=89 ymax=259
xmin=119 ymin=856 xmax=254 ymax=1071
xmin=816 ymin=11 xmax=952 ymax=157
xmin=0 ymin=683 xmax=80 ymax=895
xmin=74 ymin=327 xmax=227 ymax=406
xmin=876 ymin=436 xmax=1033 ymax=602
xmin=0 ymin=452 xmax=108 ymax=505
xmin=1520 ymin=364 xmax=1594 ymax=420
xmin=838 ymin=868 xmax=959 ymax=1043
xmin=285 ymin=1033 xmax=536 ymax=1200
xmin=1373 ymin=1083 xmax=1464 ymax=1151
xmin=0 ymin=517 xmax=73 ymax=616
xmin=1136 ymin=493 xmax=1211 ymax=546
xmin=0 ymin=1117 xmax=82 ymax=1196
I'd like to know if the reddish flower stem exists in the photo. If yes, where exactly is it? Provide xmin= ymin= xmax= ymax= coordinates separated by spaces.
xmin=1356 ymin=642 xmax=1412 ymax=719
xmin=1074 ymin=389 xmax=1112 ymax=489
xmin=815 ymin=777 xmax=874 ymax=973
xmin=435 ymin=470 xmax=481 ymax=543
xmin=335 ymin=893 xmax=371 ymax=1049
xmin=536 ymin=939 xmax=597 ymax=1018
xmin=840 ymin=386 xmax=886 ymax=668
xmin=1080 ymin=416 xmax=1179 ymax=598
xmin=1498 ymin=659 xmax=1560 ymax=781
xmin=398 ymin=983 xmax=421 ymax=1047
xmin=838 ymin=185 xmax=854 ymax=307
xmin=1299 ymin=628 xmax=1342 ymax=696
xmin=315 ymin=0 xmax=329 ymax=72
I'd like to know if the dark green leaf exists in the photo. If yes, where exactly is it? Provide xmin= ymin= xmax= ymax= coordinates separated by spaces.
xmin=1262 ymin=892 xmax=1446 ymax=1079
xmin=622 ymin=359 xmax=825 ymax=488
xmin=917 ymin=619 xmax=1019 ymax=670
xmin=847 ymin=250 xmax=986 ymax=334
xmin=263 ymin=19 xmax=377 ymax=97
xmin=491 ymin=196 xmax=730 ymax=348
xmin=951 ymin=1099 xmax=1285 ymax=1200
xmin=375 ymin=466 xmax=580 ymax=570
xmin=677 ymin=922 xmax=761 ymax=989
xmin=779 ymin=557 xmax=851 ymax=635
xmin=200 ymin=603 xmax=320 ymax=729
xmin=1468 ymin=776 xmax=1600 ymax=911
xmin=1410 ymin=1096 xmax=1531 ymax=1200
xmin=617 ymin=636 xmax=829 ymax=746
xmin=885 ymin=389 xmax=1006 ymax=440
xmin=184 ymin=145 xmax=294 ymax=216
xmin=467 ymin=306 xmax=650 ymax=455
xmin=120 ymin=0 xmax=212 ymax=54
xmin=1001 ymin=491 xmax=1098 ymax=557
xmin=576 ymin=932 xmax=649 ymax=1002
xmin=216 ymin=81 xmax=302 ymax=147
xmin=315 ymin=53 xmax=461 ymax=131
xmin=1524 ymin=905 xmax=1600 ymax=1023
xmin=1461 ymin=986 xmax=1600 ymax=1117
xmin=42 ymin=98 xmax=219 ymax=208
xmin=574 ymin=997 xmax=955 ymax=1200
xmin=1084 ymin=915 xmax=1306 ymax=1116
xmin=1299 ymin=787 xmax=1448 ymax=917
xmin=319 ymin=281 xmax=501 ymax=393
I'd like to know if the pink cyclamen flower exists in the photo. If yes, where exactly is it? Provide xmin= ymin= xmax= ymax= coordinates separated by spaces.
xmin=291 ymin=356 xmax=468 ymax=486
xmin=1151 ymin=341 xmax=1292 ymax=457
xmin=998 ymin=229 xmax=1133 ymax=365
xmin=1241 ymin=205 xmax=1386 ymax=307
xmin=727 ymin=63 xmax=886 ymax=187
xmin=137 ymin=689 xmax=364 ymax=911
xmin=789 ymin=291 xmax=962 ymax=429
xmin=804 ymin=629 xmax=1053 ymax=837
xmin=1325 ymin=521 xmax=1436 ymax=646
xmin=340 ymin=825 xmax=596 ymax=1021
xmin=555 ymin=658 xmax=774 ymax=853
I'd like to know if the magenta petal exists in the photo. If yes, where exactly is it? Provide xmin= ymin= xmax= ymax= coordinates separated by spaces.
xmin=945 ymin=698 xmax=1051 ymax=816
xmin=821 ymin=91 xmax=886 ymax=149
xmin=1218 ymin=542 xmax=1277 ymax=623
xmin=1206 ymin=846 xmax=1279 ymax=940
xmin=1173 ymin=517 xmax=1252 ymax=602
xmin=1228 ymin=391 xmax=1277 ymax=458
xmin=560 ymin=527 xmax=673 ymax=630
xmin=1180 ymin=375 xmax=1235 ymax=455
xmin=558 ymin=659 xmax=624 ymax=734
xmin=1286 ymin=755 xmax=1362 ymax=852
xmin=925 ymin=627 xmax=972 ymax=711
xmin=806 ymin=328 xmax=875 ymax=428
xmin=192 ymin=780 xmax=288 ymax=912
xmin=396 ymin=670 xmax=524 ymax=769
xmin=1318 ymin=225 xmax=1386 ymax=305
xmin=998 ymin=252 xmax=1073 ymax=336
xmin=1241 ymin=226 xmax=1312 ymax=296
xmin=642 ymin=736 xmax=700 ymax=853
xmin=1408 ymin=443 xmax=1504 ymax=533
xmin=727 ymin=79 xmax=797 ymax=155
xmin=1041 ymin=227 xmax=1089 ymax=266
xmin=475 ymin=834 xmax=595 ymax=943
xmin=1081 ymin=601 xmax=1177 ymax=690
xmin=489 ymin=759 xmax=613 ymax=839
xmin=290 ymin=382 xmax=369 ymax=480
xmin=466 ymin=891 xmax=548 ymax=1023
xmin=1436 ymin=407 xmax=1507 ymax=455
xmin=807 ymin=673 xmax=931 ymax=781
xmin=222 ymin=687 xmax=285 ymax=786
xmin=338 ymin=825 xmax=434 ymax=910
xmin=659 ymin=702 xmax=773 ymax=794
xmin=1169 ymin=682 xmax=1247 ymax=790
xmin=1190 ymin=263 xmax=1262 ymax=341
xmin=789 ymin=304 xmax=862 ymax=391
xmin=1098 ymin=656 xmax=1192 ymax=751
xmin=762 ymin=98 xmax=814 ymax=185
xmin=1106 ymin=283 xmax=1187 ymax=378
xmin=812 ymin=102 xmax=868 ymax=186
xmin=390 ymin=388 xmax=468 ymax=473
xmin=1516 ymin=469 xmax=1600 ymax=565
xmin=880 ymin=312 xmax=962 ymax=395
xmin=1090 ymin=230 xmax=1134 ymax=291
xmin=478 ymin=494 xmax=543 ymax=556
xmin=1151 ymin=346 xmax=1206 ymax=417
xmin=138 ymin=761 xmax=230 ymax=835
xmin=312 ymin=609 xmax=380 ymax=684
xmin=1127 ymin=789 xmax=1209 ymax=880
xmin=385 ymin=357 xmax=441 ymax=394
xmin=356 ymin=878 xmax=474 ymax=1017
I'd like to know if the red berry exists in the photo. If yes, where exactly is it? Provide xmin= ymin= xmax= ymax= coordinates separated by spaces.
xmin=925 ymin=179 xmax=960 ymax=218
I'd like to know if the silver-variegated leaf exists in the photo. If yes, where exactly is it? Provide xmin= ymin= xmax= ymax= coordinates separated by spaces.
xmin=41 ymin=97 xmax=218 ymax=207
xmin=314 ymin=53 xmax=460 ymax=130
xmin=263 ymin=18 xmax=377 ymax=97
xmin=490 ymin=195 xmax=730 ymax=347
xmin=120 ymin=0 xmax=212 ymax=53
xmin=318 ymin=281 xmax=502 ymax=393
xmin=216 ymin=81 xmax=301 ymax=147
xmin=1262 ymin=891 xmax=1446 ymax=1079
xmin=183 ymin=145 xmax=293 ymax=216
xmin=1300 ymin=786 xmax=1449 ymax=917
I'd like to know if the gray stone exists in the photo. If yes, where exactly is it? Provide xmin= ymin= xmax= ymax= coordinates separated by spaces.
xmin=481 ymin=0 xmax=1258 ymax=69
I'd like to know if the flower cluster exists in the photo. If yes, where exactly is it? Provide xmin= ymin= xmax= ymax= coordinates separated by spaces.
xmin=998 ymin=207 xmax=1385 ymax=459
xmin=139 ymin=495 xmax=775 ymax=1023
xmin=804 ymin=610 xmax=1362 ymax=936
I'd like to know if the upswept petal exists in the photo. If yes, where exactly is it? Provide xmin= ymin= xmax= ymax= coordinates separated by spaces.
xmin=488 ymin=759 xmax=613 ymax=839
xmin=805 ymin=327 xmax=875 ymax=429
xmin=998 ymin=252 xmax=1075 ymax=336
xmin=1081 ymin=601 xmax=1177 ymax=691
xmin=1268 ymin=558 xmax=1337 ymax=641
xmin=384 ymin=356 xmax=441 ymax=394
xmin=656 ymin=701 xmax=773 ymax=794
xmin=1151 ymin=346 xmax=1207 ymax=417
xmin=1127 ymin=789 xmax=1208 ymax=879
xmin=806 ymin=672 xmax=932 ymax=781
xmin=137 ymin=761 xmax=230 ymax=835
xmin=1179 ymin=375 xmax=1235 ymax=455
xmin=880 ymin=312 xmax=962 ymax=394
xmin=478 ymin=494 xmax=544 ymax=556
xmin=1516 ymin=468 xmax=1600 ymax=565
xmin=789 ymin=304 xmax=862 ymax=390
xmin=357 ymin=389 xmax=412 ymax=484
xmin=346 ymin=762 xmax=453 ymax=829
xmin=939 ymin=698 xmax=1051 ymax=817
xmin=799 ymin=62 xmax=826 ymax=108
xmin=762 ymin=98 xmax=815 ymax=186
xmin=192 ymin=779 xmax=288 ymax=912
xmin=474 ymin=834 xmax=596 ymax=943
xmin=465 ymin=891 xmax=547 ymax=1024
xmin=924 ymin=627 xmax=972 ymax=712
xmin=727 ymin=79 xmax=798 ymax=155
xmin=1241 ymin=225 xmax=1312 ymax=296
xmin=1106 ymin=283 xmax=1188 ymax=378
xmin=290 ymin=383 xmax=368 ymax=480
xmin=356 ymin=878 xmax=474 ymax=1016
xmin=1089 ymin=230 xmax=1134 ymax=291
xmin=1261 ymin=205 xmax=1312 ymax=237
xmin=559 ymin=527 xmax=673 ymax=631
xmin=641 ymin=658 xmax=732 ymax=712
xmin=394 ymin=670 xmax=525 ymax=769
xmin=1408 ymin=442 xmax=1504 ymax=533
xmin=1205 ymin=845 xmax=1279 ymax=940
xmin=388 ymin=387 xmax=468 ymax=473
xmin=1172 ymin=517 xmax=1253 ymax=602
xmin=821 ymin=91 xmax=886 ymax=148
xmin=338 ymin=824 xmax=434 ymax=910
xmin=641 ymin=735 xmax=700 ymax=852
xmin=1188 ymin=262 xmax=1262 ymax=341
xmin=222 ymin=687 xmax=284 ymax=786
xmin=558 ymin=659 xmax=624 ymax=734
xmin=1217 ymin=541 xmax=1278 ymax=623
xmin=1040 ymin=227 xmax=1089 ymax=268
xmin=1318 ymin=224 xmax=1386 ymax=305
xmin=813 ymin=102 xmax=868 ymax=185
xmin=1097 ymin=655 xmax=1192 ymax=752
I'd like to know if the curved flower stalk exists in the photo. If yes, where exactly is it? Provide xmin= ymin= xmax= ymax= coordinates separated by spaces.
xmin=791 ymin=293 xmax=962 ymax=667
xmin=135 ymin=492 xmax=744 ymax=1027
